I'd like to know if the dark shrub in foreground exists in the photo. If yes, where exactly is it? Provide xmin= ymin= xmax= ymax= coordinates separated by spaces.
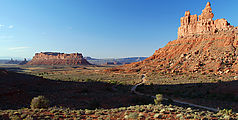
xmin=154 ymin=94 xmax=163 ymax=105
xmin=30 ymin=96 xmax=50 ymax=109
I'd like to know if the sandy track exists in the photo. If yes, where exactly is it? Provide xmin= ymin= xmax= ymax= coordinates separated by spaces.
xmin=131 ymin=74 xmax=218 ymax=112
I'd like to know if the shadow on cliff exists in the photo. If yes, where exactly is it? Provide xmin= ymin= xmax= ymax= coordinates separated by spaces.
xmin=0 ymin=68 xmax=153 ymax=110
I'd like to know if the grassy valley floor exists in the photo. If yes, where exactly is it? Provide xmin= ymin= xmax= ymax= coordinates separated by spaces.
xmin=0 ymin=64 xmax=238 ymax=119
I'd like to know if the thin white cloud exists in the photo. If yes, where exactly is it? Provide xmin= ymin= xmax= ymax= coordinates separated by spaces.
xmin=0 ymin=24 xmax=5 ymax=28
xmin=8 ymin=25 xmax=14 ymax=29
xmin=0 ymin=24 xmax=14 ymax=30
xmin=9 ymin=47 xmax=29 ymax=50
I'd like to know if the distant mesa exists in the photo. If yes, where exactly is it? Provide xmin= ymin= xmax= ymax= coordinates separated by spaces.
xmin=6 ymin=58 xmax=21 ymax=64
xmin=85 ymin=57 xmax=147 ymax=65
xmin=5 ymin=58 xmax=28 ymax=65
xmin=106 ymin=2 xmax=238 ymax=75
xmin=26 ymin=52 xmax=91 ymax=65
xmin=104 ymin=61 xmax=126 ymax=65
xmin=104 ymin=61 xmax=120 ymax=65
xmin=19 ymin=58 xmax=28 ymax=65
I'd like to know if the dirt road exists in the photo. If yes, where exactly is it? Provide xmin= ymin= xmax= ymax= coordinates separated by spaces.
xmin=131 ymin=74 xmax=218 ymax=112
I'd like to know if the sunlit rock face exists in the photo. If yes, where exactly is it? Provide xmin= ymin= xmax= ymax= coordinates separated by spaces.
xmin=105 ymin=2 xmax=238 ymax=75
xmin=27 ymin=52 xmax=91 ymax=65
xmin=178 ymin=2 xmax=233 ymax=38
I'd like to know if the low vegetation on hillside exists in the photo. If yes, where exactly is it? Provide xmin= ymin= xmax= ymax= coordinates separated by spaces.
xmin=1 ymin=103 xmax=237 ymax=119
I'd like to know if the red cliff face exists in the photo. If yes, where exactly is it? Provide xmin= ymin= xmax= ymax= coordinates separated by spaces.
xmin=106 ymin=2 xmax=238 ymax=75
xmin=27 ymin=52 xmax=91 ymax=65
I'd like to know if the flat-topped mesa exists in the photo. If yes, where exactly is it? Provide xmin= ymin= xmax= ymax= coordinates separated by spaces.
xmin=33 ymin=52 xmax=84 ymax=60
xmin=27 ymin=52 xmax=91 ymax=65
xmin=178 ymin=2 xmax=233 ymax=38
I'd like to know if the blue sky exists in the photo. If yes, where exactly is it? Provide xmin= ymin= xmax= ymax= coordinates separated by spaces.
xmin=0 ymin=0 xmax=237 ymax=59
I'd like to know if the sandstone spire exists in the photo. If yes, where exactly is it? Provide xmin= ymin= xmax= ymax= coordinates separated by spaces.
xmin=185 ymin=10 xmax=190 ymax=16
xmin=178 ymin=2 xmax=231 ymax=38
xmin=199 ymin=2 xmax=214 ymax=21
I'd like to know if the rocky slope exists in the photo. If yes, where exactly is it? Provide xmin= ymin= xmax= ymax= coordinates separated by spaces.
xmin=27 ymin=52 xmax=91 ymax=65
xmin=106 ymin=2 xmax=238 ymax=75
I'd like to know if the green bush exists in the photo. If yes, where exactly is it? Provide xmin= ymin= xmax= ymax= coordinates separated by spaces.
xmin=127 ymin=112 xmax=138 ymax=119
xmin=9 ymin=115 xmax=21 ymax=120
xmin=85 ymin=78 xmax=93 ymax=82
xmin=218 ymin=109 xmax=233 ymax=115
xmin=154 ymin=94 xmax=163 ymax=104
xmin=30 ymin=96 xmax=50 ymax=109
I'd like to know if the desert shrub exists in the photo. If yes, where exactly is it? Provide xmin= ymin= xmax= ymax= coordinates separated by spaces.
xmin=85 ymin=109 xmax=94 ymax=115
xmin=218 ymin=109 xmax=233 ymax=115
xmin=84 ymin=78 xmax=93 ymax=82
xmin=20 ymin=114 xmax=28 ymax=119
xmin=109 ymin=80 xmax=117 ymax=84
xmin=127 ymin=112 xmax=138 ymax=119
xmin=138 ymin=113 xmax=145 ymax=117
xmin=9 ymin=115 xmax=21 ymax=120
xmin=154 ymin=94 xmax=163 ymax=104
xmin=30 ymin=96 xmax=50 ymax=109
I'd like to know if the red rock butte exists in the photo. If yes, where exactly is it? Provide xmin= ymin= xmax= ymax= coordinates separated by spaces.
xmin=178 ymin=2 xmax=233 ymax=38
xmin=26 ymin=52 xmax=91 ymax=65
xmin=105 ymin=2 xmax=238 ymax=75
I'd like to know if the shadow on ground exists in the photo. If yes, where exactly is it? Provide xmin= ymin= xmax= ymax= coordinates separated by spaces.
xmin=0 ymin=68 xmax=153 ymax=110
xmin=0 ymin=67 xmax=25 ymax=72
xmin=137 ymin=79 xmax=238 ymax=112
xmin=0 ymin=68 xmax=238 ymax=112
